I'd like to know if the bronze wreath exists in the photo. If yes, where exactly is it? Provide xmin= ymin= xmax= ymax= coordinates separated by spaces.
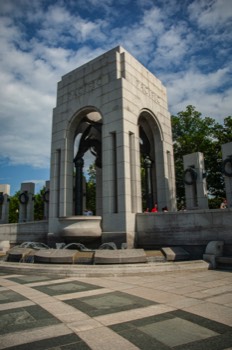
xmin=222 ymin=157 xmax=232 ymax=177
xmin=19 ymin=192 xmax=29 ymax=205
xmin=184 ymin=167 xmax=197 ymax=185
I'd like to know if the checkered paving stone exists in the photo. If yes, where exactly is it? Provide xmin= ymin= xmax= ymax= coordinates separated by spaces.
xmin=0 ymin=290 xmax=28 ymax=304
xmin=64 ymin=291 xmax=157 ymax=317
xmin=2 ymin=334 xmax=91 ymax=350
xmin=31 ymin=280 xmax=103 ymax=295
xmin=0 ymin=305 xmax=61 ymax=335
xmin=109 ymin=309 xmax=232 ymax=350
xmin=5 ymin=275 xmax=60 ymax=284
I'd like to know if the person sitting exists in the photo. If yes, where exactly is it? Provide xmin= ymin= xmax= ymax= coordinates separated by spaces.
xmin=220 ymin=199 xmax=227 ymax=209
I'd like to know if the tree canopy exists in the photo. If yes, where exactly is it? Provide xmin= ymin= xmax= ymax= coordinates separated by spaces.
xmin=9 ymin=191 xmax=19 ymax=223
xmin=85 ymin=164 xmax=96 ymax=214
xmin=171 ymin=105 xmax=232 ymax=208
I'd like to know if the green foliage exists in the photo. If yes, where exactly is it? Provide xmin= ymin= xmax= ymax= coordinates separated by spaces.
xmin=172 ymin=105 xmax=232 ymax=207
xmin=86 ymin=164 xmax=96 ymax=214
xmin=9 ymin=191 xmax=19 ymax=223
xmin=208 ymin=197 xmax=222 ymax=209
xmin=87 ymin=164 xmax=96 ymax=183
xmin=33 ymin=188 xmax=45 ymax=220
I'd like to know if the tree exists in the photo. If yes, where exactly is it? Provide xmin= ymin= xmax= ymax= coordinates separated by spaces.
xmin=86 ymin=164 xmax=96 ymax=214
xmin=213 ymin=116 xmax=232 ymax=145
xmin=171 ymin=105 xmax=231 ymax=208
xmin=33 ymin=188 xmax=45 ymax=220
xmin=9 ymin=191 xmax=19 ymax=223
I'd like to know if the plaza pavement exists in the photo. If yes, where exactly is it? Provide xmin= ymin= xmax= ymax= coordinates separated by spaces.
xmin=0 ymin=263 xmax=232 ymax=349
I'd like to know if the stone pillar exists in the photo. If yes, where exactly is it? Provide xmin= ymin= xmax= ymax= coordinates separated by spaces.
xmin=18 ymin=182 xmax=35 ymax=222
xmin=96 ymin=167 xmax=102 ymax=216
xmin=74 ymin=158 xmax=84 ymax=215
xmin=0 ymin=184 xmax=10 ymax=224
xmin=222 ymin=142 xmax=232 ymax=208
xmin=43 ymin=181 xmax=50 ymax=220
xmin=144 ymin=156 xmax=153 ymax=210
xmin=183 ymin=152 xmax=208 ymax=210
xmin=82 ymin=177 xmax=86 ymax=213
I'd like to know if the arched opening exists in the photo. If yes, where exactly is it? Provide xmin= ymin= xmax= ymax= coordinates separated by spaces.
xmin=72 ymin=110 xmax=102 ymax=215
xmin=138 ymin=110 xmax=163 ymax=212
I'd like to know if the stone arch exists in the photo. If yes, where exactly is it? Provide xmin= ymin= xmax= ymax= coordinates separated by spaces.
xmin=66 ymin=106 xmax=103 ymax=140
xmin=138 ymin=109 xmax=164 ymax=211
xmin=66 ymin=106 xmax=103 ymax=216
xmin=49 ymin=46 xmax=176 ymax=246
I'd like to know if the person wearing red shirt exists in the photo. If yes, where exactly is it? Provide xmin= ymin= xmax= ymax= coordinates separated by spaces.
xmin=151 ymin=203 xmax=158 ymax=212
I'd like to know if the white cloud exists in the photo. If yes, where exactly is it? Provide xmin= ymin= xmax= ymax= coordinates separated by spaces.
xmin=165 ymin=67 xmax=232 ymax=122
xmin=0 ymin=0 xmax=231 ymax=174
xmin=153 ymin=24 xmax=192 ymax=69
xmin=106 ymin=6 xmax=165 ymax=63
xmin=0 ymin=2 xmax=109 ymax=169
xmin=142 ymin=7 xmax=165 ymax=35
xmin=188 ymin=0 xmax=232 ymax=28
xmin=34 ymin=2 xmax=108 ymax=46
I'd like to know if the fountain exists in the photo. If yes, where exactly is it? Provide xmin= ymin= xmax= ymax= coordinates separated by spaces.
xmin=5 ymin=241 xmax=149 ymax=265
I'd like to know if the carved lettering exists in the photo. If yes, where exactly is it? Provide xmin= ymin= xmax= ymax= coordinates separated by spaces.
xmin=67 ymin=77 xmax=102 ymax=100
xmin=136 ymin=79 xmax=160 ymax=104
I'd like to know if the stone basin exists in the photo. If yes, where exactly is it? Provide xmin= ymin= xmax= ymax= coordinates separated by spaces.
xmin=59 ymin=216 xmax=102 ymax=244
xmin=34 ymin=249 xmax=94 ymax=264
xmin=94 ymin=249 xmax=147 ymax=264
xmin=7 ymin=247 xmax=35 ymax=262
xmin=31 ymin=249 xmax=148 ymax=265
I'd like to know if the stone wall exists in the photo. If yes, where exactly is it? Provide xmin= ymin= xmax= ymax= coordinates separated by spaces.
xmin=0 ymin=221 xmax=48 ymax=246
xmin=1 ymin=209 xmax=231 ymax=258
xmin=136 ymin=209 xmax=232 ymax=258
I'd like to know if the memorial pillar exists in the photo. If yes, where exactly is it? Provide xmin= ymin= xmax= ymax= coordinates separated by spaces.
xmin=144 ymin=156 xmax=153 ymax=210
xmin=74 ymin=158 xmax=84 ymax=215
xmin=43 ymin=181 xmax=50 ymax=220
xmin=0 ymin=184 xmax=10 ymax=224
xmin=18 ymin=182 xmax=35 ymax=222
xmin=183 ymin=152 xmax=208 ymax=209
xmin=222 ymin=142 xmax=232 ymax=208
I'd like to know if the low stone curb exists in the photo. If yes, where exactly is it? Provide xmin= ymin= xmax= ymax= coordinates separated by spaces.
xmin=0 ymin=259 xmax=209 ymax=277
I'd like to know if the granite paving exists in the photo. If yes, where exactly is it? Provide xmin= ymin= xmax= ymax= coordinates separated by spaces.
xmin=0 ymin=269 xmax=231 ymax=349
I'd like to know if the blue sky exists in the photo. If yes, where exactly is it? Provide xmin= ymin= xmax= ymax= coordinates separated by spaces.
xmin=0 ymin=0 xmax=231 ymax=195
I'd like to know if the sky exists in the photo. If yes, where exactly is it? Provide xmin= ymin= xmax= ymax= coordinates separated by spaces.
xmin=0 ymin=0 xmax=231 ymax=195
